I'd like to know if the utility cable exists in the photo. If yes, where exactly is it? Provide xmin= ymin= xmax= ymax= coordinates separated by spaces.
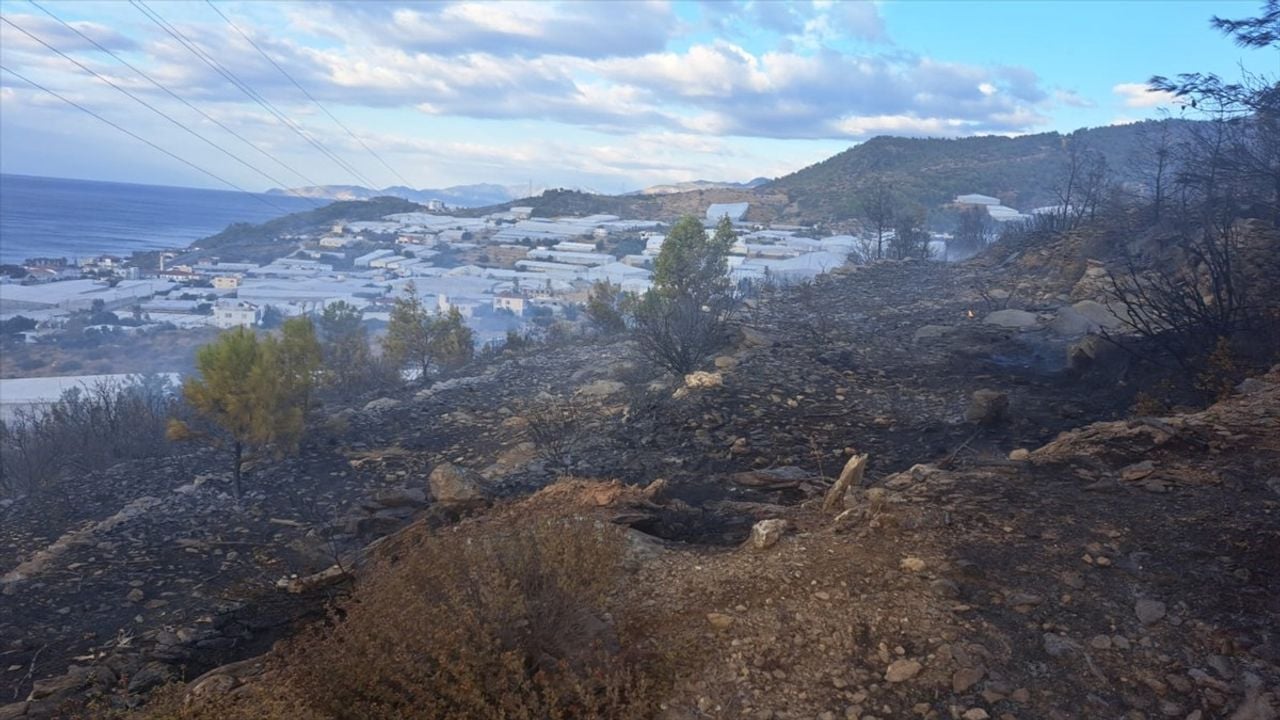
xmin=0 ymin=63 xmax=285 ymax=212
xmin=131 ymin=0 xmax=381 ymax=190
xmin=26 ymin=0 xmax=327 ymax=205
xmin=205 ymin=0 xmax=414 ymax=189
xmin=2 ymin=14 xmax=298 ymax=212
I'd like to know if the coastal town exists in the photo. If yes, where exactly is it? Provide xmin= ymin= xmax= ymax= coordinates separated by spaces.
xmin=0 ymin=191 xmax=1034 ymax=415
xmin=0 ymin=192 xmax=1031 ymax=335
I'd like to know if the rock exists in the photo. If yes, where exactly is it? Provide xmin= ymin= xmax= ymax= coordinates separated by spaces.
xmin=900 ymin=557 xmax=926 ymax=572
xmin=884 ymin=659 xmax=922 ymax=683
xmin=953 ymin=667 xmax=986 ymax=692
xmin=966 ymin=390 xmax=1009 ymax=425
xmin=739 ymin=326 xmax=776 ymax=348
xmin=930 ymin=578 xmax=961 ymax=599
xmin=370 ymin=487 xmax=427 ymax=508
xmin=1070 ymin=300 xmax=1125 ymax=330
xmin=1043 ymin=633 xmax=1080 ymax=658
xmin=127 ymin=662 xmax=173 ymax=693
xmin=1008 ymin=448 xmax=1031 ymax=461
xmin=1066 ymin=333 xmax=1128 ymax=375
xmin=1120 ymin=460 xmax=1156 ymax=481
xmin=706 ymin=612 xmax=735 ymax=630
xmin=1237 ymin=377 xmax=1267 ymax=395
xmin=1006 ymin=592 xmax=1043 ymax=608
xmin=363 ymin=397 xmax=401 ymax=412
xmin=913 ymin=324 xmax=953 ymax=342
xmin=714 ymin=355 xmax=738 ymax=370
xmin=27 ymin=668 xmax=91 ymax=701
xmin=1135 ymin=598 xmax=1167 ymax=625
xmin=982 ymin=309 xmax=1039 ymax=329
xmin=577 ymin=379 xmax=626 ymax=398
xmin=428 ymin=463 xmax=487 ymax=505
xmin=1048 ymin=306 xmax=1100 ymax=337
xmin=126 ymin=588 xmax=144 ymax=603
xmin=728 ymin=466 xmax=815 ymax=489
xmin=962 ymin=710 xmax=991 ymax=720
xmin=749 ymin=519 xmax=789 ymax=550
xmin=683 ymin=371 xmax=723 ymax=390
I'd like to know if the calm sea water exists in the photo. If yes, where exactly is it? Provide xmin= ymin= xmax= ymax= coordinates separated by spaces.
xmin=0 ymin=174 xmax=319 ymax=265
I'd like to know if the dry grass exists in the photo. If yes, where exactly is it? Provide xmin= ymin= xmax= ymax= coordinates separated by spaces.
xmin=112 ymin=515 xmax=668 ymax=720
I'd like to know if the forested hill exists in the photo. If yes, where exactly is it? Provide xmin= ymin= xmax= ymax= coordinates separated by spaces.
xmin=191 ymin=196 xmax=424 ymax=262
xmin=764 ymin=119 xmax=1199 ymax=221
xmin=466 ymin=119 xmax=1198 ymax=226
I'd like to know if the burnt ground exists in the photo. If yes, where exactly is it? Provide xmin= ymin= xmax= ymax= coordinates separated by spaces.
xmin=130 ymin=368 xmax=1280 ymax=719
xmin=0 ymin=255 xmax=1226 ymax=716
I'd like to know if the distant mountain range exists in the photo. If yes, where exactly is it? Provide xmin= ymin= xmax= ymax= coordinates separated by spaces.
xmin=266 ymin=183 xmax=521 ymax=208
xmin=629 ymin=178 xmax=772 ymax=195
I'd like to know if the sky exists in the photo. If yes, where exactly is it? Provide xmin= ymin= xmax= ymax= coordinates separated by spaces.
xmin=0 ymin=0 xmax=1272 ymax=194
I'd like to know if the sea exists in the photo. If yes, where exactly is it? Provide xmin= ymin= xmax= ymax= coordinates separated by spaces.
xmin=0 ymin=174 xmax=320 ymax=265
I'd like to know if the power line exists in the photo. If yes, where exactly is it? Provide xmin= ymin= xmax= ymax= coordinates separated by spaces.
xmin=2 ymin=14 xmax=298 ymax=212
xmin=26 ymin=0 xmax=326 ymax=206
xmin=131 ymin=0 xmax=381 ymax=190
xmin=205 ymin=0 xmax=414 ymax=189
xmin=0 ymin=63 xmax=283 ymax=212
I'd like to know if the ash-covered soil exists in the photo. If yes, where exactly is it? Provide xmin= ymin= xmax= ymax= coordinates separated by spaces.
xmin=3 ymin=256 xmax=1274 ymax=718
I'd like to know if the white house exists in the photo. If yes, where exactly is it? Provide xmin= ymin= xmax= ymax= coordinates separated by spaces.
xmin=492 ymin=292 xmax=526 ymax=316
xmin=954 ymin=193 xmax=1000 ymax=206
xmin=212 ymin=301 xmax=260 ymax=329
xmin=211 ymin=275 xmax=241 ymax=290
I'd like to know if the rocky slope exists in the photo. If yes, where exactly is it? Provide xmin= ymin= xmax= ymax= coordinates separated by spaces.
xmin=1 ymin=249 xmax=1276 ymax=718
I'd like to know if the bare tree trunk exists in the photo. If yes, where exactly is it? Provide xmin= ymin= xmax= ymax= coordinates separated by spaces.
xmin=232 ymin=440 xmax=243 ymax=500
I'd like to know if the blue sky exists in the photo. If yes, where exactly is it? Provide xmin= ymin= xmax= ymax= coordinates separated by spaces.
xmin=0 ymin=0 xmax=1271 ymax=193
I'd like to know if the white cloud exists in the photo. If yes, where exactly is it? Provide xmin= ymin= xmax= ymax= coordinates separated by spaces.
xmin=1113 ymin=82 xmax=1180 ymax=108
xmin=1053 ymin=89 xmax=1096 ymax=108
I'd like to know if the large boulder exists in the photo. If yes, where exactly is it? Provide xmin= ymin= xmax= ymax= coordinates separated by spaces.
xmin=428 ymin=463 xmax=487 ymax=505
xmin=363 ymin=397 xmax=401 ymax=413
xmin=965 ymin=389 xmax=1009 ymax=425
xmin=1069 ymin=300 xmax=1125 ymax=330
xmin=982 ymin=308 xmax=1039 ymax=330
xmin=1048 ymin=306 xmax=1099 ymax=337
xmin=1066 ymin=334 xmax=1127 ymax=376
xmin=748 ymin=519 xmax=789 ymax=550
xmin=913 ymin=324 xmax=953 ymax=342
xmin=576 ymin=379 xmax=626 ymax=398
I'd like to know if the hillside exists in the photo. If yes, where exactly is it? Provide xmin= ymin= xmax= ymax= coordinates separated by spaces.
xmin=190 ymin=196 xmax=424 ymax=262
xmin=4 ymin=246 xmax=1276 ymax=718
xmin=764 ymin=119 xmax=1198 ymax=221
xmin=465 ymin=120 xmax=1197 ymax=227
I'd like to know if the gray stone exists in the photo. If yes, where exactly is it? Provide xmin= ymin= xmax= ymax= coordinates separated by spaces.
xmin=1048 ymin=306 xmax=1099 ymax=337
xmin=884 ymin=658 xmax=922 ymax=682
xmin=982 ymin=309 xmax=1039 ymax=329
xmin=370 ymin=487 xmax=427 ymax=508
xmin=749 ymin=519 xmax=788 ymax=550
xmin=577 ymin=379 xmax=626 ymax=398
xmin=1043 ymin=633 xmax=1080 ymax=658
xmin=1070 ymin=300 xmax=1125 ymax=330
xmin=913 ymin=324 xmax=954 ymax=342
xmin=363 ymin=397 xmax=401 ymax=412
xmin=1135 ymin=598 xmax=1166 ymax=625
xmin=428 ymin=463 xmax=487 ymax=505
xmin=966 ymin=389 xmax=1009 ymax=425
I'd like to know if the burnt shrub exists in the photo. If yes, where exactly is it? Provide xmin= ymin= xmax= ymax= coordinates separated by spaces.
xmin=280 ymin=517 xmax=664 ymax=720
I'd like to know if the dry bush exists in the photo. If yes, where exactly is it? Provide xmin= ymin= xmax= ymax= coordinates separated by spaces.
xmin=519 ymin=395 xmax=589 ymax=472
xmin=277 ymin=517 xmax=664 ymax=720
